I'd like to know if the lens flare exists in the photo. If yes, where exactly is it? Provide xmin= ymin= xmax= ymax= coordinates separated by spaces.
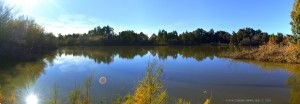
xmin=26 ymin=94 xmax=38 ymax=104
xmin=99 ymin=76 xmax=107 ymax=85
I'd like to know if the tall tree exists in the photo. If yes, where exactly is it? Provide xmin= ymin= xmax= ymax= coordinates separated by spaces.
xmin=290 ymin=0 xmax=300 ymax=45
xmin=261 ymin=33 xmax=269 ymax=44
xmin=156 ymin=30 xmax=168 ymax=44
xmin=230 ymin=32 xmax=238 ymax=45
xmin=276 ymin=33 xmax=284 ymax=44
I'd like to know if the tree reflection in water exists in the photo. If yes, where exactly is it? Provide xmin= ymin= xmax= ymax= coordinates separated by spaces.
xmin=1 ymin=46 xmax=300 ymax=103
xmin=58 ymin=46 xmax=228 ymax=64
xmin=231 ymin=60 xmax=300 ymax=104
xmin=0 ymin=51 xmax=56 ymax=103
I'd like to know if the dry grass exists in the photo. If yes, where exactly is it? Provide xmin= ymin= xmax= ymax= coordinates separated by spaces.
xmin=221 ymin=44 xmax=300 ymax=63
xmin=254 ymin=44 xmax=299 ymax=63
xmin=177 ymin=98 xmax=191 ymax=104
xmin=0 ymin=85 xmax=3 ymax=103
xmin=0 ymin=89 xmax=17 ymax=104
xmin=9 ymin=91 xmax=16 ymax=104
xmin=0 ymin=91 xmax=3 ymax=104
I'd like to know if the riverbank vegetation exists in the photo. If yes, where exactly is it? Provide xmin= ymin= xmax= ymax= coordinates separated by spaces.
xmin=120 ymin=60 xmax=167 ymax=104
xmin=56 ymin=0 xmax=299 ymax=47
xmin=56 ymin=0 xmax=300 ymax=63
xmin=0 ymin=2 xmax=58 ymax=61
xmin=221 ymin=43 xmax=300 ymax=63
xmin=2 ymin=0 xmax=300 ymax=64
xmin=59 ymin=25 xmax=288 ymax=46
xmin=221 ymin=0 xmax=300 ymax=63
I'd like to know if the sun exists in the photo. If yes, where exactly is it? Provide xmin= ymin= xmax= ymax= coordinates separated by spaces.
xmin=5 ymin=0 xmax=39 ymax=13
xmin=26 ymin=94 xmax=38 ymax=104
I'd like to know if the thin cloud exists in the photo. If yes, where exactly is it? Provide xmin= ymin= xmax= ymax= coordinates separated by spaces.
xmin=47 ymin=0 xmax=65 ymax=12
xmin=36 ymin=14 xmax=102 ymax=35
xmin=36 ymin=13 xmax=186 ymax=36
xmin=36 ymin=14 xmax=133 ymax=36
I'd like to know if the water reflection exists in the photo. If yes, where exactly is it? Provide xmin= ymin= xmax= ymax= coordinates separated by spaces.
xmin=58 ymin=46 xmax=228 ymax=64
xmin=0 ymin=52 xmax=56 ymax=103
xmin=232 ymin=60 xmax=300 ymax=104
xmin=0 ymin=46 xmax=300 ymax=103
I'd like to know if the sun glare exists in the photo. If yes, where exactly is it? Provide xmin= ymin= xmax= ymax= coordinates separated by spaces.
xmin=5 ymin=0 xmax=39 ymax=12
xmin=26 ymin=94 xmax=38 ymax=104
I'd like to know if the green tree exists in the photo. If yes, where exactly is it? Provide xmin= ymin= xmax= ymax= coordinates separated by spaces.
xmin=149 ymin=34 xmax=157 ymax=44
xmin=103 ymin=25 xmax=114 ymax=39
xmin=230 ymin=32 xmax=238 ymax=45
xmin=290 ymin=0 xmax=300 ymax=45
xmin=261 ymin=33 xmax=269 ymax=44
xmin=215 ymin=31 xmax=230 ymax=43
xmin=157 ymin=30 xmax=168 ymax=44
xmin=138 ymin=32 xmax=149 ymax=43
xmin=276 ymin=33 xmax=284 ymax=44
xmin=0 ymin=2 xmax=58 ymax=60
xmin=207 ymin=29 xmax=214 ymax=43
xmin=290 ymin=0 xmax=300 ymax=55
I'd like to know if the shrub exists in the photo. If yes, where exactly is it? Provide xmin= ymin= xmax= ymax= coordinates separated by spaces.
xmin=123 ymin=60 xmax=167 ymax=104
xmin=221 ymin=44 xmax=300 ymax=63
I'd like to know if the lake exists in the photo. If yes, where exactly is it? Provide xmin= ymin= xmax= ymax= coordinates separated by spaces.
xmin=0 ymin=46 xmax=299 ymax=104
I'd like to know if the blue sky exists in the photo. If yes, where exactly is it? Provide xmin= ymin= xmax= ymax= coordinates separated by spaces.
xmin=5 ymin=0 xmax=295 ymax=36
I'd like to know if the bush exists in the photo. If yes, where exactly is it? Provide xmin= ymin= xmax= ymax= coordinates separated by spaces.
xmin=221 ymin=44 xmax=300 ymax=63
xmin=0 ymin=2 xmax=58 ymax=61
xmin=122 ymin=60 xmax=167 ymax=104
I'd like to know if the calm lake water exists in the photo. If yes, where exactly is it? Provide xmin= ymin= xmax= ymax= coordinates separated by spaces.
xmin=0 ymin=46 xmax=299 ymax=104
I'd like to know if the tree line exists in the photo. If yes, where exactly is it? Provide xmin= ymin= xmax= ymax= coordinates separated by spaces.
xmin=59 ymin=26 xmax=289 ymax=46
xmin=60 ymin=0 xmax=296 ymax=48
xmin=2 ymin=0 xmax=300 ymax=61
xmin=0 ymin=2 xmax=58 ymax=61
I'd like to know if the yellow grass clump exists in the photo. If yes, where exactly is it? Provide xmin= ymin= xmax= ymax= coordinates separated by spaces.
xmin=177 ymin=98 xmax=191 ymax=104
xmin=123 ymin=60 xmax=167 ymax=104
xmin=0 ymin=91 xmax=3 ymax=103
xmin=221 ymin=44 xmax=300 ymax=63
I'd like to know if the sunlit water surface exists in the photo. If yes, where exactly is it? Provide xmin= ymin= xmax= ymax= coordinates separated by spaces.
xmin=1 ymin=46 xmax=299 ymax=104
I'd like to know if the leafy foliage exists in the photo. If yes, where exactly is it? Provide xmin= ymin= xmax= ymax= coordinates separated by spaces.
xmin=0 ymin=2 xmax=58 ymax=61
xmin=122 ymin=60 xmax=167 ymax=104
xmin=291 ymin=0 xmax=300 ymax=38
xmin=290 ymin=0 xmax=300 ymax=53
xmin=59 ymin=26 xmax=287 ymax=46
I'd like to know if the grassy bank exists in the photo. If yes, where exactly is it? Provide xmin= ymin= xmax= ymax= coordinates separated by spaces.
xmin=221 ymin=44 xmax=300 ymax=63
